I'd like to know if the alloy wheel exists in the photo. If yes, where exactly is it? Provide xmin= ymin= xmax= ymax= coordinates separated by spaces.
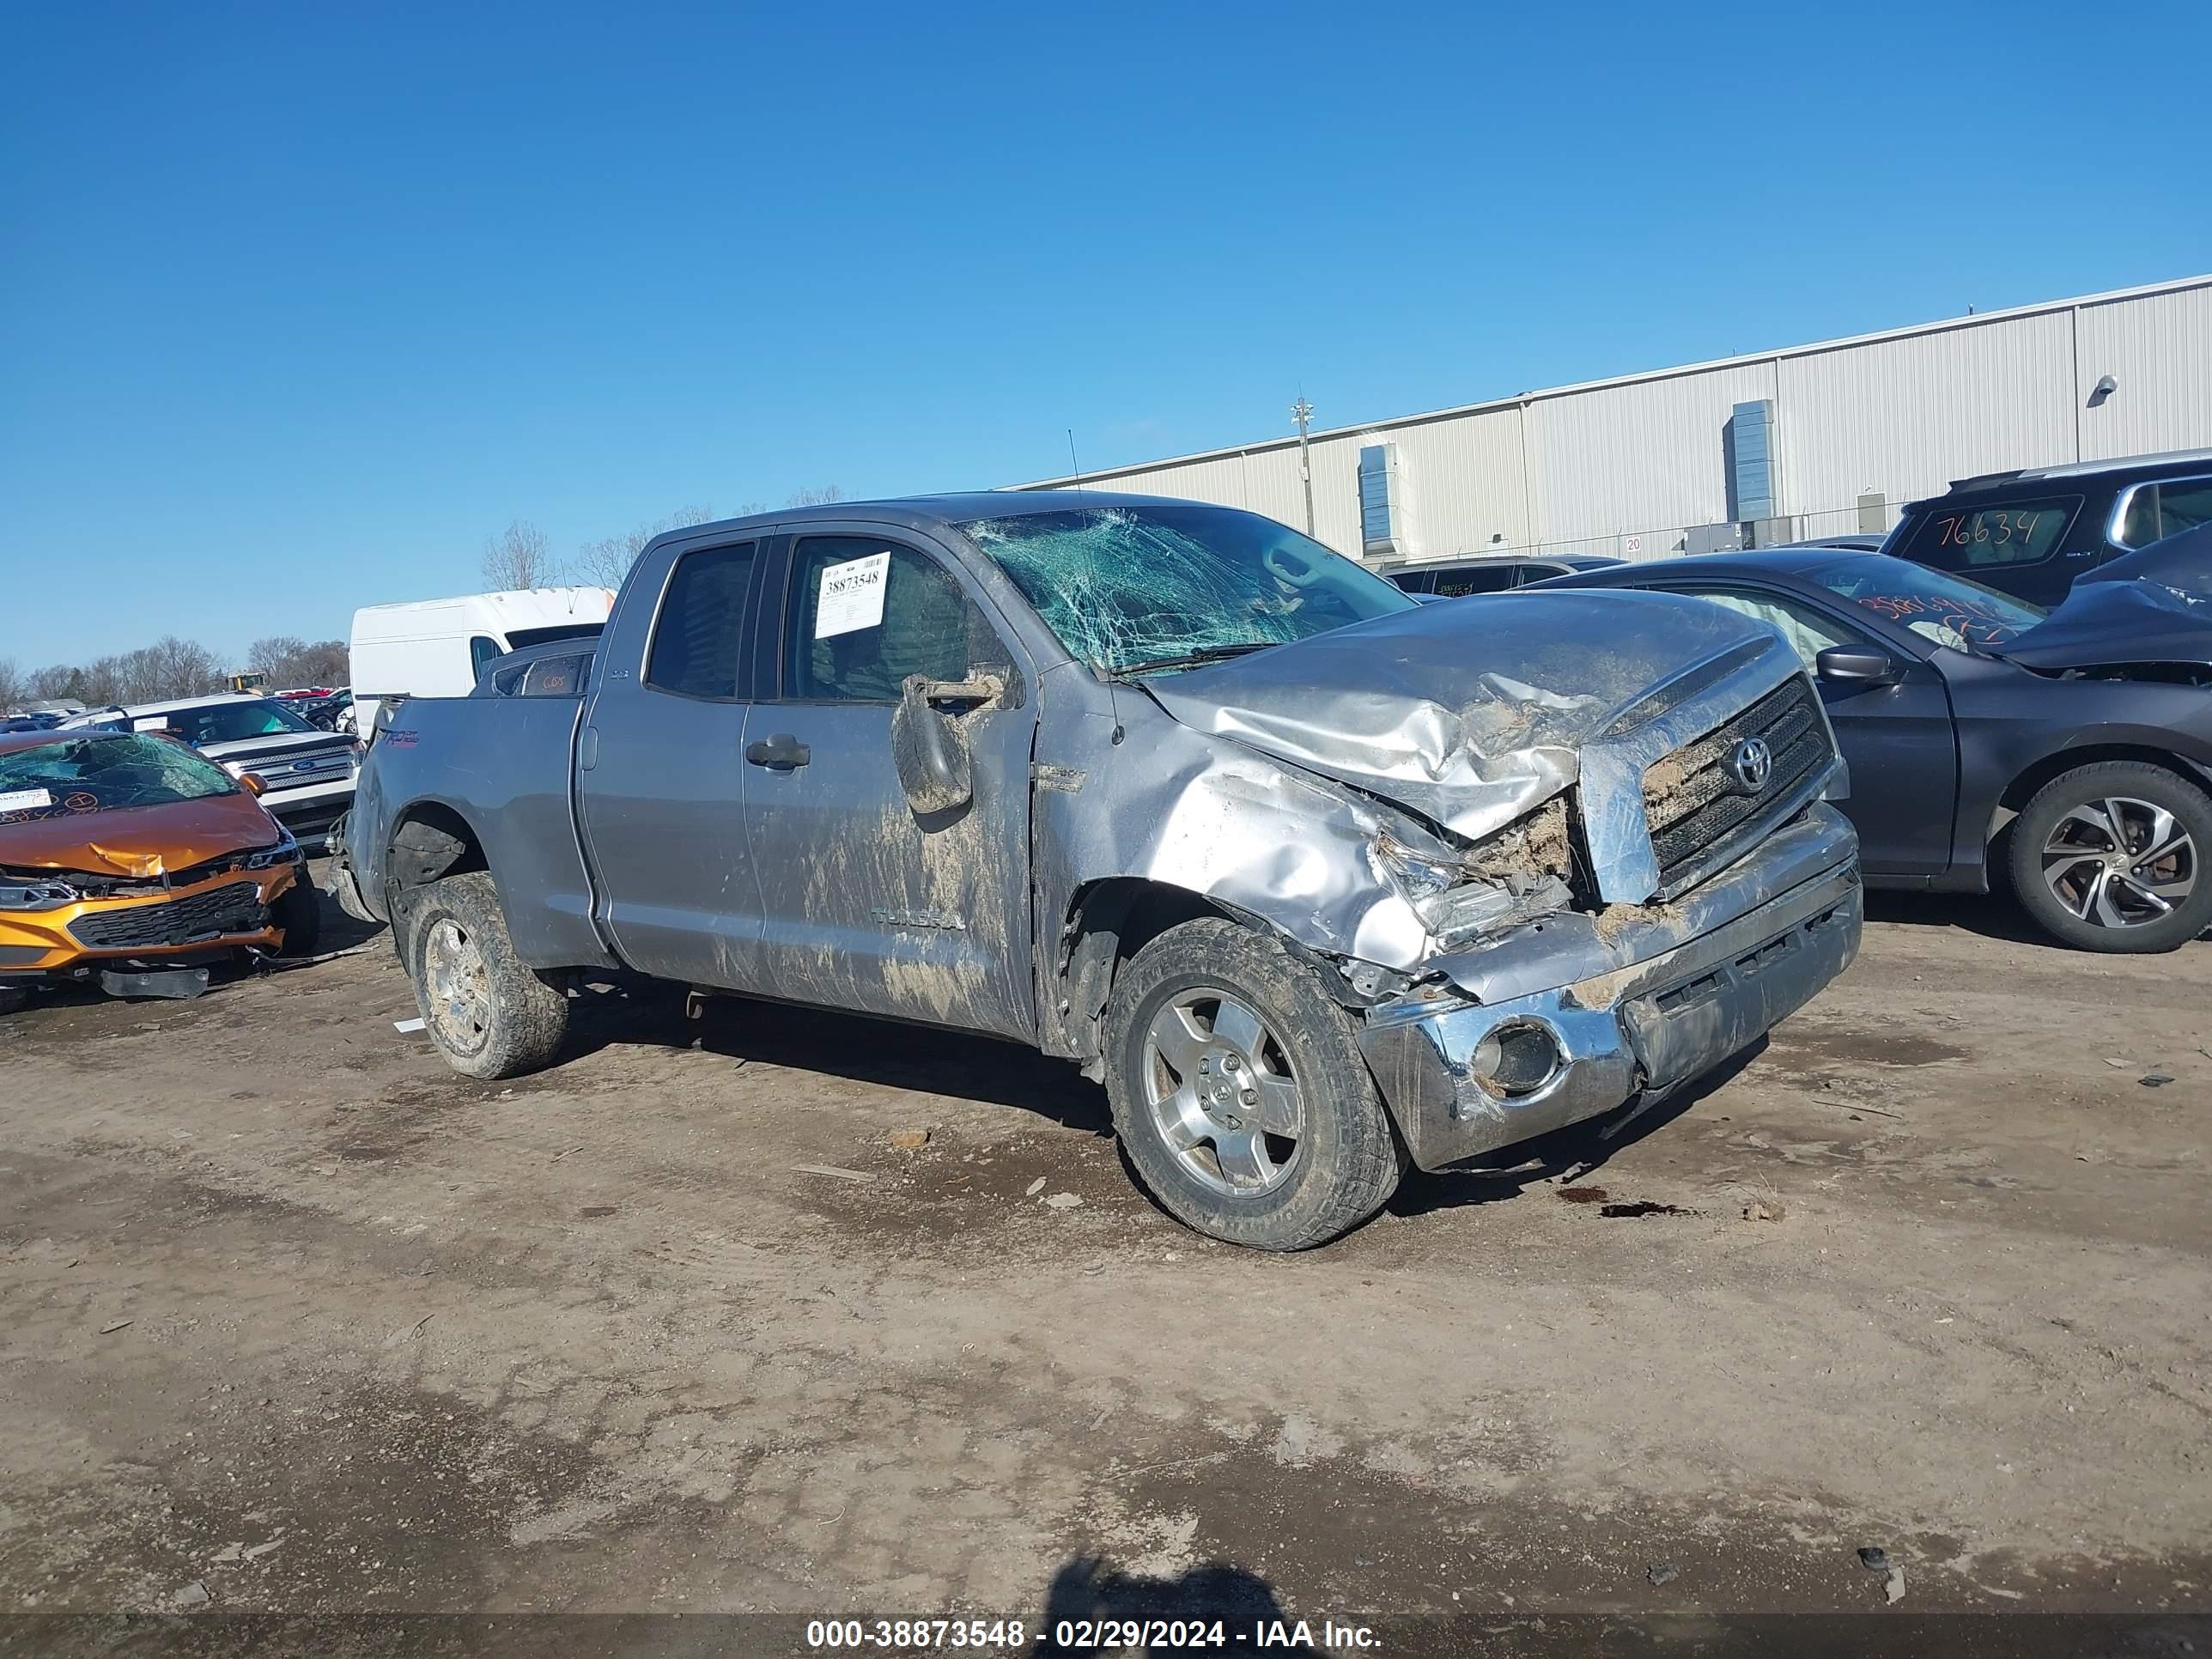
xmin=1140 ymin=988 xmax=1305 ymax=1196
xmin=422 ymin=916 xmax=493 ymax=1052
xmin=2039 ymin=796 xmax=2197 ymax=930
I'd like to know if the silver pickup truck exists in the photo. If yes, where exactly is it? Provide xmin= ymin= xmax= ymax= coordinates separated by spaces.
xmin=332 ymin=493 xmax=1861 ymax=1249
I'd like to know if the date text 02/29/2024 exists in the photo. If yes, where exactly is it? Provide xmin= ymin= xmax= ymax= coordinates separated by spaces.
xmin=804 ymin=1618 xmax=1379 ymax=1650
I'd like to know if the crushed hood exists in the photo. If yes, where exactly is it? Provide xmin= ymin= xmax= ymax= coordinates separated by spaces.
xmin=1994 ymin=579 xmax=2212 ymax=672
xmin=1146 ymin=589 xmax=1776 ymax=841
xmin=2075 ymin=523 xmax=2212 ymax=598
xmin=0 ymin=791 xmax=283 ymax=878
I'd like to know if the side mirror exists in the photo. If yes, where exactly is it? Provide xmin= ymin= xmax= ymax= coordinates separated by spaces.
xmin=238 ymin=773 xmax=267 ymax=796
xmin=890 ymin=672 xmax=1004 ymax=817
xmin=1815 ymin=644 xmax=1904 ymax=687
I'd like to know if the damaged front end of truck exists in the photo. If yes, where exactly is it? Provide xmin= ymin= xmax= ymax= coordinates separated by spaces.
xmin=1030 ymin=585 xmax=1862 ymax=1172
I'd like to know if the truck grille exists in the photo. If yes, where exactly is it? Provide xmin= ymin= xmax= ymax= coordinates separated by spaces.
xmin=67 ymin=882 xmax=269 ymax=951
xmin=1643 ymin=676 xmax=1832 ymax=892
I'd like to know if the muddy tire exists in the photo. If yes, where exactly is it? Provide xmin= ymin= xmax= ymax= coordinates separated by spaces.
xmin=2008 ymin=762 xmax=2212 ymax=954
xmin=400 ymin=871 xmax=569 ymax=1079
xmin=1102 ymin=918 xmax=1402 ymax=1250
xmin=273 ymin=873 xmax=323 ymax=957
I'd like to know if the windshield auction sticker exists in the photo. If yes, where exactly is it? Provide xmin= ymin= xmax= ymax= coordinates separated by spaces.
xmin=0 ymin=788 xmax=54 ymax=814
xmin=816 ymin=551 xmax=891 ymax=639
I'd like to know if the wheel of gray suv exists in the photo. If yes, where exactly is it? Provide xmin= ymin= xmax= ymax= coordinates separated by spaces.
xmin=2008 ymin=761 xmax=2212 ymax=954
xmin=400 ymin=871 xmax=570 ymax=1079
xmin=1102 ymin=918 xmax=1404 ymax=1249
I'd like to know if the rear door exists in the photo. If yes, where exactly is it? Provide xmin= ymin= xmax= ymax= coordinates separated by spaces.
xmin=577 ymin=537 xmax=770 ymax=986
xmin=1659 ymin=583 xmax=1961 ymax=879
xmin=742 ymin=529 xmax=1039 ymax=1040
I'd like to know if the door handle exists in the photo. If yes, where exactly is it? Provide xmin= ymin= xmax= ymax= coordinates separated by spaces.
xmin=745 ymin=732 xmax=810 ymax=770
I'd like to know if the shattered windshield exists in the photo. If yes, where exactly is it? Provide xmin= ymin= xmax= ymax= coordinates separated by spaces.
xmin=956 ymin=503 xmax=1414 ymax=674
xmin=0 ymin=733 xmax=240 ymax=823
xmin=1809 ymin=554 xmax=2046 ymax=653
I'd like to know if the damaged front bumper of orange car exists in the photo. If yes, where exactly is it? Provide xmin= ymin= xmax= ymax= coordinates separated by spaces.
xmin=0 ymin=830 xmax=307 ymax=1001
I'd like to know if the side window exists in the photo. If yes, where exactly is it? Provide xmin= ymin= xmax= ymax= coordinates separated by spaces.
xmin=781 ymin=537 xmax=998 ymax=703
xmin=1430 ymin=565 xmax=1517 ymax=597
xmin=2115 ymin=484 xmax=2160 ymax=549
xmin=519 ymin=653 xmax=587 ymax=697
xmin=646 ymin=542 xmax=757 ymax=700
xmin=469 ymin=635 xmax=502 ymax=675
xmin=1670 ymin=587 xmax=1856 ymax=669
xmin=1512 ymin=563 xmax=1571 ymax=586
xmin=1907 ymin=497 xmax=2080 ymax=570
xmin=2158 ymin=479 xmax=2212 ymax=539
xmin=1387 ymin=569 xmax=1434 ymax=595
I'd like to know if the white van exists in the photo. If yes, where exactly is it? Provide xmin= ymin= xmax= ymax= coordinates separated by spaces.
xmin=350 ymin=588 xmax=612 ymax=740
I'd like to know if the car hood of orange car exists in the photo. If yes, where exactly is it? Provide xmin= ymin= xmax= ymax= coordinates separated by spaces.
xmin=0 ymin=791 xmax=284 ymax=879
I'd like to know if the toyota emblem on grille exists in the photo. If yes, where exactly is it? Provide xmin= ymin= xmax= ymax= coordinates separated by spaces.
xmin=1731 ymin=737 xmax=1773 ymax=792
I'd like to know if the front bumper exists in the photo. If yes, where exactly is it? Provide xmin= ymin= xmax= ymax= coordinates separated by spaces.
xmin=0 ymin=864 xmax=297 ymax=979
xmin=1359 ymin=805 xmax=1861 ymax=1170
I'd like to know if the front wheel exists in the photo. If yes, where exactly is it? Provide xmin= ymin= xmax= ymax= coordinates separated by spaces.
xmin=1102 ymin=918 xmax=1403 ymax=1250
xmin=273 ymin=872 xmax=323 ymax=957
xmin=2008 ymin=761 xmax=2212 ymax=953
xmin=400 ymin=871 xmax=571 ymax=1078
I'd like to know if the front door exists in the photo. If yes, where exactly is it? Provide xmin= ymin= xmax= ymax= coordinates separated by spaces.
xmin=578 ymin=538 xmax=771 ymax=986
xmin=1664 ymin=585 xmax=1960 ymax=879
xmin=742 ymin=532 xmax=1038 ymax=1040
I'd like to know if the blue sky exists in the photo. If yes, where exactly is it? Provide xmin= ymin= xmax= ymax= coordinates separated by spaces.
xmin=5 ymin=0 xmax=2209 ymax=668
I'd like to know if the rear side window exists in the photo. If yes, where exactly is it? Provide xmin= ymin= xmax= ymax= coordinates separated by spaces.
xmin=1908 ymin=497 xmax=2079 ymax=569
xmin=781 ymin=537 xmax=994 ymax=703
xmin=1430 ymin=564 xmax=1518 ymax=597
xmin=1386 ymin=570 xmax=1435 ymax=595
xmin=646 ymin=543 xmax=757 ymax=700
xmin=2157 ymin=479 xmax=2212 ymax=539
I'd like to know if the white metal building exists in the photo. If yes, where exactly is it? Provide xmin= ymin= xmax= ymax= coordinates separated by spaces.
xmin=1009 ymin=274 xmax=2212 ymax=568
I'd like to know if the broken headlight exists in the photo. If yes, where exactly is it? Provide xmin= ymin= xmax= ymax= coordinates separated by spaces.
xmin=0 ymin=878 xmax=80 ymax=912
xmin=243 ymin=830 xmax=300 ymax=871
xmin=1372 ymin=831 xmax=1462 ymax=900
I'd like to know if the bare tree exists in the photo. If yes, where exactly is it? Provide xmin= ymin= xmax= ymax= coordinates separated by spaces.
xmin=0 ymin=657 xmax=26 ymax=714
xmin=245 ymin=635 xmax=347 ymax=686
xmin=249 ymin=635 xmax=309 ymax=677
xmin=482 ymin=520 xmax=558 ymax=590
xmin=785 ymin=484 xmax=844 ymax=507
xmin=574 ymin=505 xmax=716 ymax=591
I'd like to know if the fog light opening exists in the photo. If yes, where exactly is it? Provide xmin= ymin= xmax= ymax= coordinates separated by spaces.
xmin=1472 ymin=1020 xmax=1562 ymax=1098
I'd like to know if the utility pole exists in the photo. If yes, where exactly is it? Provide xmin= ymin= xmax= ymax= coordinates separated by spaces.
xmin=1291 ymin=396 xmax=1316 ymax=536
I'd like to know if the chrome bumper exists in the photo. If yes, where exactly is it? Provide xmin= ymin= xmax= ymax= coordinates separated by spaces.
xmin=1359 ymin=806 xmax=1862 ymax=1170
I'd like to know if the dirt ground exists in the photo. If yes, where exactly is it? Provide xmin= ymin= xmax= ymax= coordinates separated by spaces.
xmin=2 ymin=875 xmax=2207 ymax=1654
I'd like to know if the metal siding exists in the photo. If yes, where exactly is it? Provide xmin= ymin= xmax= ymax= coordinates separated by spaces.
xmin=1523 ymin=360 xmax=1779 ymax=548
xmin=2075 ymin=286 xmax=2212 ymax=460
xmin=1377 ymin=406 xmax=1531 ymax=556
xmin=1777 ymin=311 xmax=2076 ymax=518
xmin=1014 ymin=276 xmax=2209 ymax=562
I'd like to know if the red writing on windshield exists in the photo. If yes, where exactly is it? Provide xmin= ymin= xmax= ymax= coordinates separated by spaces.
xmin=1853 ymin=592 xmax=2027 ymax=647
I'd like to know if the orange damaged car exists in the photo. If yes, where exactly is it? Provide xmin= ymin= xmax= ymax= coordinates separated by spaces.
xmin=0 ymin=727 xmax=319 ymax=1010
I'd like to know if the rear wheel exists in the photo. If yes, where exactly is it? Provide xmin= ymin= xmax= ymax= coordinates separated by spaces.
xmin=1102 ymin=918 xmax=1402 ymax=1249
xmin=400 ymin=871 xmax=570 ymax=1078
xmin=2008 ymin=761 xmax=2212 ymax=953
